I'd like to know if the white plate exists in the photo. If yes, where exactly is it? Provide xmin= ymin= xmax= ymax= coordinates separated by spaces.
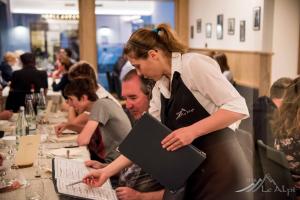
xmin=2 ymin=136 xmax=16 ymax=141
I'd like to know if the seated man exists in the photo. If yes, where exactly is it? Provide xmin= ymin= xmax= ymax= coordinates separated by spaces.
xmin=62 ymin=78 xmax=131 ymax=163
xmin=55 ymin=61 xmax=121 ymax=133
xmin=85 ymin=69 xmax=164 ymax=200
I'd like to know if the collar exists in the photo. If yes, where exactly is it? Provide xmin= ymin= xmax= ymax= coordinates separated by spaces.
xmin=171 ymin=52 xmax=182 ymax=82
xmin=156 ymin=52 xmax=182 ymax=98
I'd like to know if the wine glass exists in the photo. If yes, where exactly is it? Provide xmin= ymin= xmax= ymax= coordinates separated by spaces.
xmin=274 ymin=138 xmax=281 ymax=150
xmin=25 ymin=179 xmax=44 ymax=200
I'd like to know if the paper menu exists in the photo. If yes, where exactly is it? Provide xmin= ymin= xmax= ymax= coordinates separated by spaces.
xmin=56 ymin=179 xmax=117 ymax=200
xmin=53 ymin=158 xmax=117 ymax=200
xmin=49 ymin=134 xmax=77 ymax=142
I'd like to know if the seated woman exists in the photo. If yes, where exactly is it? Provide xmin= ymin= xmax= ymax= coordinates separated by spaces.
xmin=52 ymin=55 xmax=72 ymax=99
xmin=55 ymin=61 xmax=121 ymax=133
xmin=0 ymin=87 xmax=13 ymax=120
xmin=63 ymin=78 xmax=131 ymax=163
xmin=0 ymin=51 xmax=17 ymax=84
xmin=272 ymin=77 xmax=300 ymax=197
xmin=213 ymin=53 xmax=234 ymax=84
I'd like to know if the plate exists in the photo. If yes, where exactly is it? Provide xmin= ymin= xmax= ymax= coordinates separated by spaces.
xmin=0 ymin=180 xmax=21 ymax=193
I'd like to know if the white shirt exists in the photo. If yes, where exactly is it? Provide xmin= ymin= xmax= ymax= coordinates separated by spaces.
xmin=119 ymin=61 xmax=135 ymax=81
xmin=96 ymin=84 xmax=121 ymax=107
xmin=149 ymin=52 xmax=249 ymax=130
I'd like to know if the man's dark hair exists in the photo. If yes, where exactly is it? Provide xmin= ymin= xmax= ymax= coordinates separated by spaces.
xmin=64 ymin=48 xmax=72 ymax=58
xmin=64 ymin=78 xmax=98 ymax=101
xmin=122 ymin=69 xmax=155 ymax=99
xmin=270 ymin=77 xmax=293 ymax=99
xmin=20 ymin=52 xmax=36 ymax=68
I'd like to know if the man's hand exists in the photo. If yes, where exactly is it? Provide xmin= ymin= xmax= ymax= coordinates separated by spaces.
xmin=0 ymin=110 xmax=13 ymax=120
xmin=84 ymin=160 xmax=107 ymax=169
xmin=116 ymin=187 xmax=141 ymax=200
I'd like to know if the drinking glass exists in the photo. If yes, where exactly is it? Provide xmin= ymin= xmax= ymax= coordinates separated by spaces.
xmin=274 ymin=138 xmax=281 ymax=150
xmin=25 ymin=179 xmax=44 ymax=200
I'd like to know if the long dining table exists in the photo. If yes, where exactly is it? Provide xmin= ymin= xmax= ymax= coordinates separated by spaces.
xmin=0 ymin=111 xmax=90 ymax=200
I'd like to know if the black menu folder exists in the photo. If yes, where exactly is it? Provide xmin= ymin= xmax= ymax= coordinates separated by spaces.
xmin=119 ymin=113 xmax=206 ymax=191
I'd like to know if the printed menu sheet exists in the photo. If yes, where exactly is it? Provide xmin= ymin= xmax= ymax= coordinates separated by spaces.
xmin=53 ymin=157 xmax=117 ymax=200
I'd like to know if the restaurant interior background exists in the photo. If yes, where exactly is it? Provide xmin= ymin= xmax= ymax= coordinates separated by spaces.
xmin=0 ymin=0 xmax=299 ymax=100
xmin=0 ymin=0 xmax=299 ymax=198
xmin=0 ymin=0 xmax=174 ymax=90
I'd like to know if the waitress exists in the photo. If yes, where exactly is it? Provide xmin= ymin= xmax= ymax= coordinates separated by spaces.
xmin=83 ymin=24 xmax=251 ymax=200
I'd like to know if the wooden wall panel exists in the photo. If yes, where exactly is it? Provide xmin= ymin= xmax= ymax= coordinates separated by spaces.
xmin=78 ymin=0 xmax=97 ymax=73
xmin=189 ymin=48 xmax=272 ymax=96
xmin=174 ymin=0 xmax=189 ymax=46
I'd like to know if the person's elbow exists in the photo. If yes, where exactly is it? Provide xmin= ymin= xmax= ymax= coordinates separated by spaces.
xmin=77 ymin=136 xmax=89 ymax=146
xmin=230 ymin=112 xmax=247 ymax=121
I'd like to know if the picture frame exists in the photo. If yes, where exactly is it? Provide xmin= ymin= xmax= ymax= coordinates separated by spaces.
xmin=228 ymin=18 xmax=235 ymax=35
xmin=205 ymin=23 xmax=212 ymax=38
xmin=253 ymin=6 xmax=261 ymax=30
xmin=190 ymin=25 xmax=194 ymax=39
xmin=216 ymin=14 xmax=223 ymax=40
xmin=196 ymin=19 xmax=202 ymax=33
xmin=240 ymin=20 xmax=246 ymax=42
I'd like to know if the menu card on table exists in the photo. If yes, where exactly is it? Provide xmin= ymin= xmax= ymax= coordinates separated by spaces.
xmin=52 ymin=157 xmax=117 ymax=200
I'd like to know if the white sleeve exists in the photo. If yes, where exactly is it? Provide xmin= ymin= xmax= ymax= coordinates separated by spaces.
xmin=187 ymin=55 xmax=249 ymax=117
xmin=148 ymin=84 xmax=162 ymax=121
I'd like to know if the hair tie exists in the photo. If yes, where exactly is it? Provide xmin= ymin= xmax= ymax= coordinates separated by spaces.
xmin=152 ymin=28 xmax=159 ymax=34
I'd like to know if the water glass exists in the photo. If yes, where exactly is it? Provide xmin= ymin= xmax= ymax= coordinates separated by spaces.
xmin=274 ymin=138 xmax=281 ymax=150
xmin=25 ymin=179 xmax=44 ymax=200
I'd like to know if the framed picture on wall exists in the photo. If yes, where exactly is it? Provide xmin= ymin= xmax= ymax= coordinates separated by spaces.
xmin=190 ymin=25 xmax=194 ymax=39
xmin=253 ymin=6 xmax=261 ymax=30
xmin=228 ymin=18 xmax=235 ymax=35
xmin=216 ymin=14 xmax=223 ymax=39
xmin=196 ymin=19 xmax=202 ymax=33
xmin=240 ymin=20 xmax=246 ymax=42
xmin=205 ymin=23 xmax=212 ymax=38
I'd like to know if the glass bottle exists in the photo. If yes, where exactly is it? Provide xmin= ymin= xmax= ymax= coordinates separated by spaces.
xmin=25 ymin=99 xmax=36 ymax=132
xmin=15 ymin=106 xmax=29 ymax=147
xmin=36 ymin=88 xmax=46 ymax=123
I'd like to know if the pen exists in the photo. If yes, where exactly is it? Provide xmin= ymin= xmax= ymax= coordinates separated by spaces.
xmin=66 ymin=180 xmax=82 ymax=187
xmin=66 ymin=150 xmax=70 ymax=159
xmin=66 ymin=176 xmax=94 ymax=187
xmin=64 ymin=145 xmax=79 ymax=148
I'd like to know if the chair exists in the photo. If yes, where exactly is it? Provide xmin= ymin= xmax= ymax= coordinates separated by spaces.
xmin=257 ymin=140 xmax=296 ymax=200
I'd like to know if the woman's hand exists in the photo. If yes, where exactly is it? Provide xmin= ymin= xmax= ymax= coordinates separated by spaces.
xmin=161 ymin=127 xmax=196 ymax=151
xmin=54 ymin=122 xmax=68 ymax=136
xmin=82 ymin=169 xmax=109 ymax=187
xmin=85 ymin=160 xmax=107 ymax=169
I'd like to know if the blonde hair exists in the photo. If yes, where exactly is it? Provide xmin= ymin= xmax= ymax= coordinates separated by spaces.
xmin=272 ymin=77 xmax=300 ymax=138
xmin=4 ymin=52 xmax=17 ymax=64
xmin=124 ymin=23 xmax=187 ymax=59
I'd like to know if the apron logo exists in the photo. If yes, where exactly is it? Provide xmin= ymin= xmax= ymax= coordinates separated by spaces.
xmin=176 ymin=108 xmax=195 ymax=120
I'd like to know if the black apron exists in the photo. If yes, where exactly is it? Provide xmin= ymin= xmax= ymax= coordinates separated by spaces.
xmin=161 ymin=72 xmax=252 ymax=200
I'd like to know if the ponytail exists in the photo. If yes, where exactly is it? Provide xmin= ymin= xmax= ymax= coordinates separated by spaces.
xmin=124 ymin=23 xmax=187 ymax=59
